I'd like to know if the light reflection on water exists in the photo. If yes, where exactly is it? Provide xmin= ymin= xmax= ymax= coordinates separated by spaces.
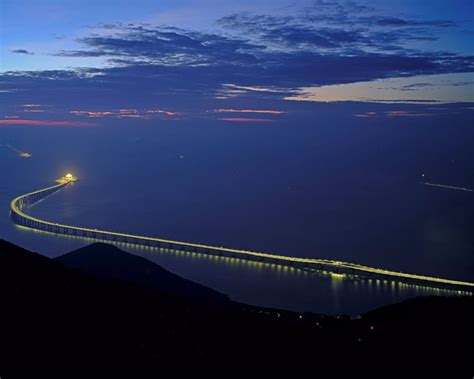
xmin=12 ymin=223 xmax=467 ymax=315
xmin=1 ymin=123 xmax=473 ymax=314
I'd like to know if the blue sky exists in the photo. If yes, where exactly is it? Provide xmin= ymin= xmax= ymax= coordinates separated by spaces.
xmin=0 ymin=0 xmax=473 ymax=126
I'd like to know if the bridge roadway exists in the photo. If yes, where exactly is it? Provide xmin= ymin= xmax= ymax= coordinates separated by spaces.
xmin=10 ymin=180 xmax=474 ymax=292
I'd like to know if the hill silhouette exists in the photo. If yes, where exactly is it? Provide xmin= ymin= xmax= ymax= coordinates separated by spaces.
xmin=55 ymin=242 xmax=228 ymax=302
xmin=0 ymin=239 xmax=472 ymax=375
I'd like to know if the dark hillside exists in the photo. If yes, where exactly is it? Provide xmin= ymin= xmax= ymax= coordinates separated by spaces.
xmin=55 ymin=242 xmax=228 ymax=302
xmin=0 ymin=239 xmax=471 ymax=375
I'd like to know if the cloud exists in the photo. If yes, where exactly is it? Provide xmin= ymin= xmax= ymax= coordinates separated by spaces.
xmin=70 ymin=108 xmax=179 ymax=119
xmin=17 ymin=104 xmax=50 ymax=113
xmin=10 ymin=49 xmax=34 ymax=55
xmin=219 ymin=14 xmax=362 ymax=49
xmin=54 ymin=24 xmax=260 ymax=67
xmin=218 ymin=13 xmax=367 ymax=49
xmin=373 ymin=17 xmax=456 ymax=28
xmin=353 ymin=111 xmax=377 ymax=118
xmin=301 ymin=1 xmax=456 ymax=30
xmin=0 ymin=119 xmax=97 ymax=126
xmin=284 ymin=73 xmax=474 ymax=104
xmin=385 ymin=110 xmax=433 ymax=117
xmin=400 ymin=83 xmax=433 ymax=91
xmin=1 ymin=1 xmax=473 ymax=118
xmin=22 ymin=109 xmax=45 ymax=113
xmin=146 ymin=109 xmax=179 ymax=116
xmin=214 ymin=109 xmax=287 ymax=114
xmin=47 ymin=12 xmax=472 ymax=91
xmin=217 ymin=2 xmax=458 ymax=53
xmin=353 ymin=110 xmax=435 ymax=118
xmin=70 ymin=111 xmax=115 ymax=117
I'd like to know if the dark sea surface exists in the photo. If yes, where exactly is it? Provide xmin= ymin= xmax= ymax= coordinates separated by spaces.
xmin=1 ymin=112 xmax=473 ymax=314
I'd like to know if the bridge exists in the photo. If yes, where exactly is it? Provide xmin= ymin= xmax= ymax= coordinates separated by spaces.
xmin=10 ymin=176 xmax=474 ymax=292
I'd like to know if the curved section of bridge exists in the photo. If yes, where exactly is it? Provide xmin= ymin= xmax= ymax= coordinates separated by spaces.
xmin=10 ymin=179 xmax=474 ymax=292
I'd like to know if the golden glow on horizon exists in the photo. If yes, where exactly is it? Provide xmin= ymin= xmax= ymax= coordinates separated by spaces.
xmin=284 ymin=73 xmax=474 ymax=104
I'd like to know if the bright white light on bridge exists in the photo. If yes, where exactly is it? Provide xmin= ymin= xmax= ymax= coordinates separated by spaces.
xmin=56 ymin=173 xmax=77 ymax=183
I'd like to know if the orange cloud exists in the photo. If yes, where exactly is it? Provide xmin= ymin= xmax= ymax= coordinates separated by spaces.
xmin=0 ymin=119 xmax=97 ymax=126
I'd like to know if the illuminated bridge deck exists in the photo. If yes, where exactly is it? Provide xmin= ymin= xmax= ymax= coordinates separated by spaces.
xmin=10 ymin=180 xmax=474 ymax=292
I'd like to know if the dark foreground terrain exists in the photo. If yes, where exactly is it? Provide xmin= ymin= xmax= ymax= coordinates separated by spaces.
xmin=0 ymin=239 xmax=472 ymax=375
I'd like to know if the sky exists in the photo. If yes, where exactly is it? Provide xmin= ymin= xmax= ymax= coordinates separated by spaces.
xmin=0 ymin=0 xmax=473 ymax=126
